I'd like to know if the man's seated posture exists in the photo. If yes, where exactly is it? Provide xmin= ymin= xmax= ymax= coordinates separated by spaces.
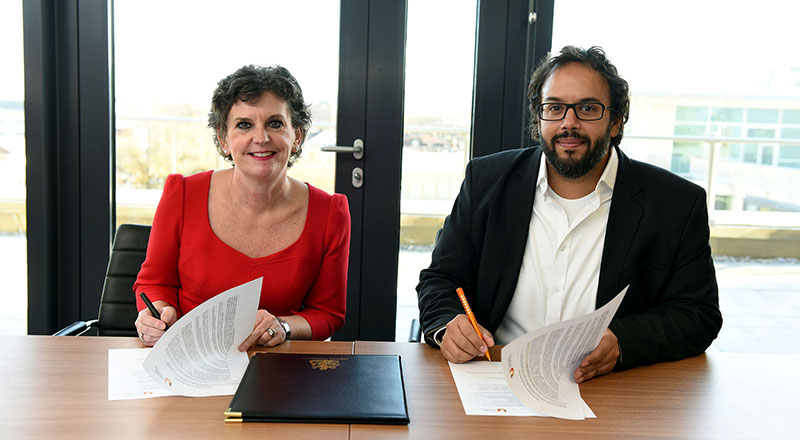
xmin=417 ymin=46 xmax=722 ymax=383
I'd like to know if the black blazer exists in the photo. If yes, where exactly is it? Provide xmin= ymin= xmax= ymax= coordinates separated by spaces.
xmin=417 ymin=146 xmax=722 ymax=370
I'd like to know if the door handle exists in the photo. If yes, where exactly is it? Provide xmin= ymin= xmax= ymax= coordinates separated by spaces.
xmin=320 ymin=138 xmax=364 ymax=160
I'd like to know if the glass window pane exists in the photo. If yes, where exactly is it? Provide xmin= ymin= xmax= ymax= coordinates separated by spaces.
xmin=782 ymin=127 xmax=800 ymax=139
xmin=676 ymin=106 xmax=709 ymax=122
xmin=747 ymin=108 xmax=779 ymax=123
xmin=114 ymin=0 xmax=340 ymax=229
xmin=779 ymin=145 xmax=800 ymax=160
xmin=761 ymin=145 xmax=774 ymax=165
xmin=396 ymin=0 xmax=477 ymax=340
xmin=674 ymin=125 xmax=706 ymax=136
xmin=748 ymin=128 xmax=775 ymax=139
xmin=743 ymin=144 xmax=759 ymax=163
xmin=720 ymin=142 xmax=743 ymax=160
xmin=783 ymin=109 xmax=800 ymax=124
xmin=722 ymin=125 xmax=742 ymax=137
xmin=711 ymin=107 xmax=743 ymax=122
xmin=671 ymin=142 xmax=706 ymax=178
xmin=552 ymin=0 xmax=800 ymax=355
xmin=0 ymin=0 xmax=26 ymax=335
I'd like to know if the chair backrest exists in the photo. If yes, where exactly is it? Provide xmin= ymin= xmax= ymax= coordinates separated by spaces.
xmin=96 ymin=224 xmax=151 ymax=336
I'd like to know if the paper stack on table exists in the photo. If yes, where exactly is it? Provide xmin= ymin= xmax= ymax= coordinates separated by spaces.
xmin=108 ymin=278 xmax=262 ymax=400
xmin=449 ymin=286 xmax=628 ymax=420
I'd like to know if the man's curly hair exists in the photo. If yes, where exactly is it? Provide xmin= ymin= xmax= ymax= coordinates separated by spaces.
xmin=528 ymin=46 xmax=630 ymax=147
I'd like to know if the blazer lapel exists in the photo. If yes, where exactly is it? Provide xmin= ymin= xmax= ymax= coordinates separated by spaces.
xmin=487 ymin=148 xmax=541 ymax=327
xmin=597 ymin=147 xmax=643 ymax=308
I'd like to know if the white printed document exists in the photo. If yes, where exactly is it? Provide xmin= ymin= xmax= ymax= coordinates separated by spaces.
xmin=449 ymin=286 xmax=627 ymax=420
xmin=108 ymin=348 xmax=173 ymax=400
xmin=448 ymin=361 xmax=595 ymax=418
xmin=107 ymin=277 xmax=262 ymax=400
xmin=142 ymin=277 xmax=262 ymax=397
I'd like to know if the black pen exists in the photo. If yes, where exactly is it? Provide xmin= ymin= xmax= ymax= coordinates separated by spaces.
xmin=140 ymin=292 xmax=169 ymax=330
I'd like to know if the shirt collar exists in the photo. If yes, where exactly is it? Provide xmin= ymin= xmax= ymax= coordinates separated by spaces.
xmin=596 ymin=146 xmax=618 ymax=200
xmin=536 ymin=146 xmax=619 ymax=200
xmin=535 ymin=151 xmax=549 ymax=196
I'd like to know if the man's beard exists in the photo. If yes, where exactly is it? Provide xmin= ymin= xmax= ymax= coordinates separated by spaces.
xmin=540 ymin=124 xmax=612 ymax=179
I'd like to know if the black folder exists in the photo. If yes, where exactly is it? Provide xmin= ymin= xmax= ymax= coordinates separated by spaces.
xmin=225 ymin=352 xmax=410 ymax=425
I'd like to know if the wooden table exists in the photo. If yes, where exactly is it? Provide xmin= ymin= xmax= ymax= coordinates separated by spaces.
xmin=2 ymin=336 xmax=799 ymax=439
xmin=0 ymin=335 xmax=353 ymax=440
xmin=354 ymin=342 xmax=800 ymax=439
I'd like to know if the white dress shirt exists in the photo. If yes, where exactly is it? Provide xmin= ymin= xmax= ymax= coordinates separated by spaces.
xmin=494 ymin=148 xmax=618 ymax=345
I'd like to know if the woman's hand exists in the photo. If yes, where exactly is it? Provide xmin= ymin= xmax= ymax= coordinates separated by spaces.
xmin=134 ymin=300 xmax=178 ymax=346
xmin=238 ymin=309 xmax=287 ymax=351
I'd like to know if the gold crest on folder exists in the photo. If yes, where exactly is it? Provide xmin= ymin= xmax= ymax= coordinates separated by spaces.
xmin=309 ymin=359 xmax=341 ymax=370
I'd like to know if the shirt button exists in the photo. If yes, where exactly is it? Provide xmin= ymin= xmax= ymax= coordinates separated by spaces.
xmin=559 ymin=245 xmax=566 ymax=252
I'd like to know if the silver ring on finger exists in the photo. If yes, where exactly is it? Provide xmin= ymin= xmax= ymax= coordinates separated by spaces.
xmin=267 ymin=327 xmax=276 ymax=337
xmin=139 ymin=332 xmax=145 ymax=341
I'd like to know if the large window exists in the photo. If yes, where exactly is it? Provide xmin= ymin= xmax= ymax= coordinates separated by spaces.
xmin=114 ymin=0 xmax=340 ymax=228
xmin=0 ymin=1 xmax=26 ymax=335
xmin=395 ymin=0 xmax=478 ymax=340
xmin=552 ymin=0 xmax=800 ymax=226
xmin=552 ymin=0 xmax=800 ymax=354
xmin=18 ymin=1 xmax=532 ymax=338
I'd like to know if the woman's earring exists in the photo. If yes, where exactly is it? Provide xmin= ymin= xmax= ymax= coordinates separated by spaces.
xmin=223 ymin=149 xmax=228 ymax=154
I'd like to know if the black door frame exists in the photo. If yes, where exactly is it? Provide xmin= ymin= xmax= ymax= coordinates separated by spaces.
xmin=333 ymin=0 xmax=408 ymax=341
xmin=334 ymin=0 xmax=554 ymax=340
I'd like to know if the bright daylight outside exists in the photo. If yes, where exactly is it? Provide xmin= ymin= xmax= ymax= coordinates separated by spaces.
xmin=395 ymin=0 xmax=477 ymax=341
xmin=114 ymin=0 xmax=339 ymax=231
xmin=4 ymin=1 xmax=799 ymax=344
xmin=0 ymin=1 xmax=26 ymax=335
xmin=550 ymin=0 xmax=800 ymax=353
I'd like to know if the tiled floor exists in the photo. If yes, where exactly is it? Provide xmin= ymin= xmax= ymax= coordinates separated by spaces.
xmin=709 ymin=257 xmax=800 ymax=353
xmin=396 ymin=248 xmax=800 ymax=355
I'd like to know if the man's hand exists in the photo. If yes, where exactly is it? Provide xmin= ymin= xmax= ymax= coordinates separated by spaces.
xmin=574 ymin=328 xmax=619 ymax=383
xmin=134 ymin=300 xmax=178 ymax=346
xmin=440 ymin=314 xmax=495 ymax=363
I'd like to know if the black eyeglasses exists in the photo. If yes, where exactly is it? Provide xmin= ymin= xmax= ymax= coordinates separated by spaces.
xmin=537 ymin=102 xmax=613 ymax=121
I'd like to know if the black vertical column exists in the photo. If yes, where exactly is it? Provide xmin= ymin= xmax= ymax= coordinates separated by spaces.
xmin=358 ymin=0 xmax=407 ymax=340
xmin=77 ymin=0 xmax=114 ymax=320
xmin=23 ymin=0 xmax=61 ymax=334
xmin=471 ymin=0 xmax=553 ymax=157
xmin=24 ymin=0 xmax=112 ymax=334
xmin=333 ymin=0 xmax=370 ymax=341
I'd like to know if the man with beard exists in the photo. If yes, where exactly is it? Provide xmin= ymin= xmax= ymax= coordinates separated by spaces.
xmin=416 ymin=46 xmax=722 ymax=382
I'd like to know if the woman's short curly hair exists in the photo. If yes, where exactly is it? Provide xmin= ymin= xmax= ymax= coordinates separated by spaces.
xmin=208 ymin=65 xmax=312 ymax=167
xmin=528 ymin=46 xmax=630 ymax=148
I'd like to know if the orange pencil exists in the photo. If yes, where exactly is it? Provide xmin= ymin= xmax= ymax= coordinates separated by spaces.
xmin=456 ymin=287 xmax=492 ymax=361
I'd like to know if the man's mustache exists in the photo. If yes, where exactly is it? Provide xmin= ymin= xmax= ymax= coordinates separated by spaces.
xmin=551 ymin=131 xmax=591 ymax=144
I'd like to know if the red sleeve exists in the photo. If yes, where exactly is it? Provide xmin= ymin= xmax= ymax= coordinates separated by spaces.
xmin=133 ymin=174 xmax=184 ymax=313
xmin=296 ymin=193 xmax=351 ymax=340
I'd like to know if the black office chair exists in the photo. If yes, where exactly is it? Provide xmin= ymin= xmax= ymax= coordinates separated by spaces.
xmin=406 ymin=228 xmax=444 ymax=343
xmin=408 ymin=318 xmax=422 ymax=343
xmin=54 ymin=224 xmax=151 ymax=336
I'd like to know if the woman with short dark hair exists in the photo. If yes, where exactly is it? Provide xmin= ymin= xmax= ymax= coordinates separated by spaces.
xmin=133 ymin=65 xmax=350 ymax=350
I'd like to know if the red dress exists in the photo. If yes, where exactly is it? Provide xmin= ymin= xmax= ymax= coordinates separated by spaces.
xmin=133 ymin=171 xmax=350 ymax=340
